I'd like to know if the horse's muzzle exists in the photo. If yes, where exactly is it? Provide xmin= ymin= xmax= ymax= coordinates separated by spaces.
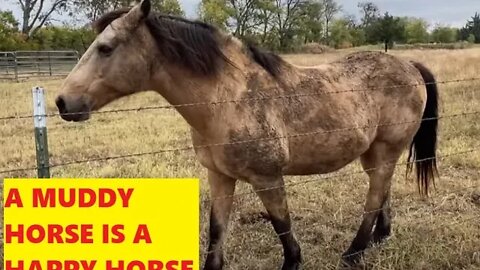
xmin=55 ymin=95 xmax=91 ymax=122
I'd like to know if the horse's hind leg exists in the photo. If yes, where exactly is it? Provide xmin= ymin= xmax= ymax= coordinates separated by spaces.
xmin=252 ymin=176 xmax=302 ymax=270
xmin=341 ymin=141 xmax=404 ymax=266
xmin=204 ymin=170 xmax=237 ymax=270
xmin=372 ymin=191 xmax=391 ymax=244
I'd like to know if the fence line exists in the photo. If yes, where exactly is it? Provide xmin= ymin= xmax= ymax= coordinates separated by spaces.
xmin=1 ymin=111 xmax=479 ymax=175
xmin=1 ymin=76 xmax=480 ymax=122
xmin=207 ymin=146 xmax=480 ymax=203
xmin=203 ymin=183 xmax=480 ymax=257
xmin=1 ymin=75 xmax=478 ymax=268
xmin=0 ymin=50 xmax=79 ymax=81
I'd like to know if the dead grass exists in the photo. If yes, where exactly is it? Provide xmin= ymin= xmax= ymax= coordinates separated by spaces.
xmin=1 ymin=48 xmax=479 ymax=269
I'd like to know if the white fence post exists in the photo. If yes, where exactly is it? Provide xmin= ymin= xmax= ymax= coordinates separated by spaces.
xmin=32 ymin=86 xmax=50 ymax=178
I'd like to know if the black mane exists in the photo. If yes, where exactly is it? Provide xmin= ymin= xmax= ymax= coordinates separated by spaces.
xmin=93 ymin=9 xmax=284 ymax=77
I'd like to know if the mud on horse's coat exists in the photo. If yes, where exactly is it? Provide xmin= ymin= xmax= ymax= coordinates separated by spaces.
xmin=56 ymin=1 xmax=439 ymax=269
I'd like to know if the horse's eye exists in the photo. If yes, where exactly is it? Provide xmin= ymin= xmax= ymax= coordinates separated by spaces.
xmin=98 ymin=44 xmax=114 ymax=56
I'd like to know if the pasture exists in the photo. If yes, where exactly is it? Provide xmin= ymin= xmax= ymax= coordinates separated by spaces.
xmin=1 ymin=48 xmax=480 ymax=269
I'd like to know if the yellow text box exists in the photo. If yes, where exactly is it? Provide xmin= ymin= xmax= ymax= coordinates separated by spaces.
xmin=3 ymin=178 xmax=199 ymax=270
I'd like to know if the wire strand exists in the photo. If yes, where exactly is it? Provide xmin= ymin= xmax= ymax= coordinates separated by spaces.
xmin=1 ymin=77 xmax=480 ymax=121
xmin=1 ymin=111 xmax=479 ymax=175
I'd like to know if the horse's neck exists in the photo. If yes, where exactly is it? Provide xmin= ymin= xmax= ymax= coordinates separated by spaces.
xmin=150 ymin=64 xmax=245 ymax=137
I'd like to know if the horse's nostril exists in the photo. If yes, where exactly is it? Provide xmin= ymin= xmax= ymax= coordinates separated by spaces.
xmin=55 ymin=96 xmax=66 ymax=114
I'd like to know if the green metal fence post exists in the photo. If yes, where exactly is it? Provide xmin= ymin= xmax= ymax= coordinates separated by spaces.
xmin=32 ymin=87 xmax=50 ymax=178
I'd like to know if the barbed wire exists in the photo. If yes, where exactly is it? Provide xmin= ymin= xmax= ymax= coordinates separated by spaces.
xmin=1 ymin=75 xmax=478 ymax=268
xmin=202 ymin=182 xmax=480 ymax=257
xmin=336 ymin=212 xmax=480 ymax=268
xmin=204 ymin=147 xmax=480 ymax=203
xmin=1 ymin=77 xmax=480 ymax=122
xmin=1 ymin=110 xmax=479 ymax=175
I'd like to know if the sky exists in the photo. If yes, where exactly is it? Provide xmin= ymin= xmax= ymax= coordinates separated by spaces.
xmin=2 ymin=0 xmax=479 ymax=28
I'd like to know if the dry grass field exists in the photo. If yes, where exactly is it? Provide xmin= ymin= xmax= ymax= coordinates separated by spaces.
xmin=1 ymin=48 xmax=480 ymax=269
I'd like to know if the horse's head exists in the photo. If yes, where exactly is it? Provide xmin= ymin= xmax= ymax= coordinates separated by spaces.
xmin=56 ymin=0 xmax=154 ymax=121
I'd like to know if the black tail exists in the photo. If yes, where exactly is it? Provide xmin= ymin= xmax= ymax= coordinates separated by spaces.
xmin=407 ymin=62 xmax=439 ymax=196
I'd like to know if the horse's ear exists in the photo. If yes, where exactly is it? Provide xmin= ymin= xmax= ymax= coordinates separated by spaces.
xmin=140 ymin=0 xmax=151 ymax=17
xmin=122 ymin=0 xmax=151 ymax=30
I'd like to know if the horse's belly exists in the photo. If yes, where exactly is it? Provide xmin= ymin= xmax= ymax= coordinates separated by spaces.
xmin=282 ymin=130 xmax=373 ymax=175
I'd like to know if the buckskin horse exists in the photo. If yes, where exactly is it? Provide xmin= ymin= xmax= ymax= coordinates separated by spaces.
xmin=55 ymin=0 xmax=439 ymax=269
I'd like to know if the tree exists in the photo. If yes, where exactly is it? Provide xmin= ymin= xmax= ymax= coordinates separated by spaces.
xmin=16 ymin=0 xmax=68 ymax=37
xmin=330 ymin=18 xmax=351 ymax=48
xmin=0 ymin=10 xmax=26 ymax=50
xmin=467 ymin=33 xmax=475 ymax=43
xmin=404 ymin=17 xmax=429 ymax=44
xmin=357 ymin=1 xmax=379 ymax=27
xmin=431 ymin=25 xmax=457 ymax=43
xmin=273 ymin=0 xmax=306 ymax=50
xmin=329 ymin=15 xmax=365 ymax=48
xmin=198 ymin=0 xmax=230 ymax=29
xmin=72 ymin=0 xmax=185 ymax=22
xmin=349 ymin=26 xmax=366 ymax=46
xmin=31 ymin=26 xmax=96 ymax=53
xmin=227 ymin=0 xmax=261 ymax=38
xmin=297 ymin=1 xmax=324 ymax=44
xmin=322 ymin=0 xmax=341 ymax=44
xmin=371 ymin=12 xmax=405 ymax=51
xmin=357 ymin=1 xmax=380 ymax=43
xmin=69 ymin=0 xmax=131 ymax=22
xmin=459 ymin=12 xmax=480 ymax=43
xmin=254 ymin=0 xmax=278 ymax=44
xmin=154 ymin=0 xmax=185 ymax=16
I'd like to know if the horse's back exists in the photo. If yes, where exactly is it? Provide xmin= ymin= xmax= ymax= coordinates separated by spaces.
xmin=282 ymin=51 xmax=427 ymax=175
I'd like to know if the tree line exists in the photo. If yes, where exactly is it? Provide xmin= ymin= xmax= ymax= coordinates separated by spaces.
xmin=1 ymin=0 xmax=479 ymax=53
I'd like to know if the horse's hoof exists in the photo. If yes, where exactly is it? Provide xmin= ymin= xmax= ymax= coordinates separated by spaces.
xmin=371 ymin=232 xmax=389 ymax=245
xmin=203 ymin=255 xmax=224 ymax=270
xmin=281 ymin=261 xmax=301 ymax=270
xmin=371 ymin=226 xmax=391 ymax=245
xmin=341 ymin=250 xmax=363 ymax=269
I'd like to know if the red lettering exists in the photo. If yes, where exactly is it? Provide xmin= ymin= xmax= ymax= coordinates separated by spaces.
xmin=29 ymin=261 xmax=41 ymax=270
xmin=107 ymin=260 xmax=124 ymax=270
xmin=148 ymin=261 xmax=163 ymax=270
xmin=33 ymin=188 xmax=55 ymax=207
xmin=79 ymin=189 xmax=96 ymax=207
xmin=59 ymin=189 xmax=76 ymax=207
xmin=99 ymin=189 xmax=116 ymax=207
xmin=82 ymin=261 xmax=97 ymax=270
xmin=5 ymin=189 xmax=23 ymax=208
xmin=127 ymin=261 xmax=145 ymax=270
xmin=6 ymin=224 xmax=93 ymax=244
xmin=64 ymin=261 xmax=79 ymax=270
xmin=166 ymin=261 xmax=178 ymax=270
xmin=27 ymin=224 xmax=45 ymax=243
xmin=47 ymin=224 xmax=63 ymax=243
xmin=102 ymin=225 xmax=124 ymax=243
xmin=118 ymin=189 xmax=134 ymax=207
xmin=181 ymin=261 xmax=193 ymax=270
xmin=133 ymin=225 xmax=152 ymax=244
xmin=81 ymin=225 xmax=94 ymax=243
xmin=103 ymin=224 xmax=109 ymax=243
xmin=6 ymin=260 xmax=24 ymax=270
xmin=5 ymin=224 xmax=24 ymax=243
xmin=65 ymin=225 xmax=79 ymax=243
xmin=47 ymin=261 xmax=62 ymax=270
xmin=112 ymin=225 xmax=125 ymax=243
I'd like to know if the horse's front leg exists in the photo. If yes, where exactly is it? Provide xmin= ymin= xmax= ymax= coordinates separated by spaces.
xmin=252 ymin=175 xmax=302 ymax=270
xmin=204 ymin=170 xmax=237 ymax=270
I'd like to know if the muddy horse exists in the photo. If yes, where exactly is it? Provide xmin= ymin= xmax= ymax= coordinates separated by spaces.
xmin=55 ymin=0 xmax=439 ymax=268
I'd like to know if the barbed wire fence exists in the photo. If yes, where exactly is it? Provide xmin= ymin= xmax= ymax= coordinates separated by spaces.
xmin=0 ymin=77 xmax=479 ymax=267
